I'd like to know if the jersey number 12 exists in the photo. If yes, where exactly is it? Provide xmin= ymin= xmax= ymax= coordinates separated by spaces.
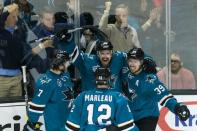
xmin=87 ymin=104 xmax=111 ymax=125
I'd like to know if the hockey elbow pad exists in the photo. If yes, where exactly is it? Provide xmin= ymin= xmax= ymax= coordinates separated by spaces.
xmin=174 ymin=103 xmax=190 ymax=121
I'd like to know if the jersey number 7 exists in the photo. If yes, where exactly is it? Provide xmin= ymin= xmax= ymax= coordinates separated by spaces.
xmin=87 ymin=104 xmax=112 ymax=125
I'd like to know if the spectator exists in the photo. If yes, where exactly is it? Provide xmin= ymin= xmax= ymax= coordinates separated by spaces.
xmin=0 ymin=3 xmax=53 ymax=98
xmin=30 ymin=6 xmax=55 ymax=81
xmin=157 ymin=53 xmax=196 ymax=89
xmin=99 ymin=1 xmax=140 ymax=51
xmin=54 ymin=12 xmax=68 ymax=24
xmin=3 ymin=0 xmax=35 ymax=28
xmin=32 ymin=6 xmax=55 ymax=38
xmin=80 ymin=12 xmax=94 ymax=26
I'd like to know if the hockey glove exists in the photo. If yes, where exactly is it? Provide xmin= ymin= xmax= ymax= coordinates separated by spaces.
xmin=143 ymin=56 xmax=157 ymax=74
xmin=23 ymin=121 xmax=43 ymax=131
xmin=122 ymin=82 xmax=136 ymax=101
xmin=63 ymin=87 xmax=74 ymax=100
xmin=174 ymin=103 xmax=190 ymax=121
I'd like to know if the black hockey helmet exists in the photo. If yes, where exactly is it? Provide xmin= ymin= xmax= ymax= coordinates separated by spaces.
xmin=95 ymin=67 xmax=111 ymax=86
xmin=96 ymin=41 xmax=113 ymax=51
xmin=50 ymin=50 xmax=70 ymax=69
xmin=127 ymin=48 xmax=144 ymax=60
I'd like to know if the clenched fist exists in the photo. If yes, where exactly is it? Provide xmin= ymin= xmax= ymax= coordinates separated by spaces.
xmin=105 ymin=1 xmax=112 ymax=11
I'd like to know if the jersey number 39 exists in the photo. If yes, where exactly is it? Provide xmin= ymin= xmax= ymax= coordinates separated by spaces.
xmin=87 ymin=104 xmax=111 ymax=125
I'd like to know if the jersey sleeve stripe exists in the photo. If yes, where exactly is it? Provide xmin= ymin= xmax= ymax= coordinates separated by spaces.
xmin=28 ymin=108 xmax=43 ymax=114
xmin=66 ymin=121 xmax=80 ymax=131
xmin=118 ymin=120 xmax=134 ymax=130
xmin=159 ymin=94 xmax=174 ymax=106
xmin=67 ymin=121 xmax=80 ymax=128
xmin=28 ymin=102 xmax=45 ymax=107
xmin=121 ymin=123 xmax=136 ymax=131
xmin=28 ymin=102 xmax=45 ymax=113
xmin=117 ymin=119 xmax=134 ymax=127
xmin=65 ymin=126 xmax=73 ymax=131
xmin=71 ymin=46 xmax=79 ymax=63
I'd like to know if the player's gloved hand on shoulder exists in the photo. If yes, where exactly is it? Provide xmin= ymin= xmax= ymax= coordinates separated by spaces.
xmin=122 ymin=82 xmax=136 ymax=101
xmin=143 ymin=56 xmax=157 ymax=74
xmin=63 ymin=87 xmax=74 ymax=100
xmin=23 ymin=120 xmax=43 ymax=131
xmin=174 ymin=103 xmax=190 ymax=121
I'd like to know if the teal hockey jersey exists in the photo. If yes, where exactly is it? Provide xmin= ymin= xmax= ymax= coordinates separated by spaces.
xmin=123 ymin=70 xmax=179 ymax=121
xmin=28 ymin=70 xmax=73 ymax=131
xmin=65 ymin=88 xmax=139 ymax=131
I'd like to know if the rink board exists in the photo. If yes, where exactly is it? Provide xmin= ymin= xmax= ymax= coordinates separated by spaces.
xmin=0 ymin=95 xmax=197 ymax=131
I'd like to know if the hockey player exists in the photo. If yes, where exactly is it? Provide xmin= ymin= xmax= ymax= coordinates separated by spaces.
xmin=123 ymin=48 xmax=190 ymax=131
xmin=64 ymin=67 xmax=139 ymax=131
xmin=23 ymin=50 xmax=74 ymax=131
xmin=63 ymin=40 xmax=126 ymax=92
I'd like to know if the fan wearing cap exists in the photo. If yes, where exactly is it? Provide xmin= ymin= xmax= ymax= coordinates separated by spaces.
xmin=157 ymin=53 xmax=196 ymax=89
xmin=123 ymin=48 xmax=190 ymax=131
xmin=64 ymin=67 xmax=139 ymax=131
xmin=23 ymin=50 xmax=74 ymax=131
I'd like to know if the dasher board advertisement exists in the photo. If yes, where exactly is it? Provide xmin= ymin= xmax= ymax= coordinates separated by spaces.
xmin=0 ymin=95 xmax=196 ymax=131
xmin=0 ymin=102 xmax=45 ymax=131
xmin=157 ymin=95 xmax=197 ymax=131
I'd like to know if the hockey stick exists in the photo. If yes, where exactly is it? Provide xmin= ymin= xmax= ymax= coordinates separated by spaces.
xmin=22 ymin=66 xmax=29 ymax=116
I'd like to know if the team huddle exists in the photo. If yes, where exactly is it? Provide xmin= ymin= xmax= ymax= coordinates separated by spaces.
xmin=0 ymin=1 xmax=190 ymax=131
xmin=23 ymin=41 xmax=190 ymax=131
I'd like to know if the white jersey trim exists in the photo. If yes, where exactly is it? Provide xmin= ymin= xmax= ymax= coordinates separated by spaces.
xmin=159 ymin=94 xmax=173 ymax=106
xmin=29 ymin=108 xmax=43 ymax=114
xmin=65 ymin=126 xmax=73 ymax=131
xmin=67 ymin=120 xmax=80 ymax=128
xmin=122 ymin=123 xmax=136 ymax=131
xmin=117 ymin=119 xmax=134 ymax=127
xmin=28 ymin=102 xmax=45 ymax=107
xmin=71 ymin=46 xmax=79 ymax=63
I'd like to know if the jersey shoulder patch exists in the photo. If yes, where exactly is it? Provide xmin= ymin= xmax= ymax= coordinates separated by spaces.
xmin=39 ymin=75 xmax=52 ymax=85
xmin=145 ymin=74 xmax=157 ymax=84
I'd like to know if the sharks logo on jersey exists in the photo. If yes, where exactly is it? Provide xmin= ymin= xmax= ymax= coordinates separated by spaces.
xmin=146 ymin=74 xmax=157 ymax=84
xmin=62 ymin=87 xmax=73 ymax=101
xmin=40 ymin=75 xmax=52 ymax=85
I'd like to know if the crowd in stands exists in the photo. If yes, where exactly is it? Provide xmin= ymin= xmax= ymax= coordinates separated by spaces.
xmin=0 ymin=0 xmax=196 ymax=99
